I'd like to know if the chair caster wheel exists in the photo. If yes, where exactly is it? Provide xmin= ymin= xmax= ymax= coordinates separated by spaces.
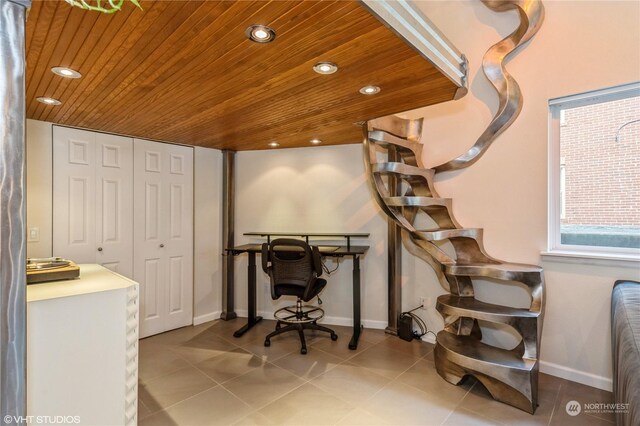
xmin=300 ymin=348 xmax=307 ymax=355
xmin=331 ymin=333 xmax=338 ymax=341
xmin=264 ymin=340 xmax=271 ymax=347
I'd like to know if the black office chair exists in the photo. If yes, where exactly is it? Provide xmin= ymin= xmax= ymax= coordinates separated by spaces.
xmin=261 ymin=238 xmax=337 ymax=354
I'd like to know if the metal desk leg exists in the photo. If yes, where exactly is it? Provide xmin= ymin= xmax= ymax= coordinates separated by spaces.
xmin=349 ymin=254 xmax=362 ymax=350
xmin=233 ymin=251 xmax=263 ymax=337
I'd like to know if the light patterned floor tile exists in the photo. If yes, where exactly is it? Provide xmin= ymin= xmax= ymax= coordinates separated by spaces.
xmin=138 ymin=341 xmax=191 ymax=383
xmin=397 ymin=358 xmax=473 ymax=403
xmin=460 ymin=382 xmax=554 ymax=425
xmin=137 ymin=323 xmax=612 ymax=426
xmin=201 ymin=319 xmax=244 ymax=336
xmin=273 ymin=347 xmax=343 ymax=379
xmin=138 ymin=399 xmax=152 ymax=420
xmin=195 ymin=348 xmax=266 ymax=384
xmin=139 ymin=365 xmax=217 ymax=413
xmin=309 ymin=362 xmax=391 ymax=407
xmin=233 ymin=411 xmax=277 ymax=425
xmin=218 ymin=321 xmax=280 ymax=346
xmin=140 ymin=386 xmax=252 ymax=426
xmin=362 ymin=381 xmax=458 ymax=425
xmin=348 ymin=345 xmax=419 ymax=380
xmin=442 ymin=408 xmax=503 ymax=426
xmin=242 ymin=336 xmax=301 ymax=362
xmin=144 ymin=325 xmax=215 ymax=347
xmin=374 ymin=336 xmax=434 ymax=358
xmin=309 ymin=333 xmax=373 ymax=360
xmin=549 ymin=411 xmax=614 ymax=426
xmin=358 ymin=328 xmax=390 ymax=344
xmin=170 ymin=332 xmax=238 ymax=364
xmin=336 ymin=408 xmax=391 ymax=425
xmin=258 ymin=383 xmax=355 ymax=425
xmin=222 ymin=363 xmax=305 ymax=409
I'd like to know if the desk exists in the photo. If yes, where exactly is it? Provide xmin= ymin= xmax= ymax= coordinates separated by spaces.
xmin=227 ymin=243 xmax=369 ymax=350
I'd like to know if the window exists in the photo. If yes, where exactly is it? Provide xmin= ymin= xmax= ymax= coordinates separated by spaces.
xmin=548 ymin=82 xmax=640 ymax=259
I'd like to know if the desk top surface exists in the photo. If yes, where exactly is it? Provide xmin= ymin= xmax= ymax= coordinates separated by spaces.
xmin=244 ymin=232 xmax=369 ymax=238
xmin=229 ymin=244 xmax=369 ymax=256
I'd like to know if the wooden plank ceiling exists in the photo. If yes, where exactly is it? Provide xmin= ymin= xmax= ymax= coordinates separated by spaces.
xmin=26 ymin=0 xmax=458 ymax=151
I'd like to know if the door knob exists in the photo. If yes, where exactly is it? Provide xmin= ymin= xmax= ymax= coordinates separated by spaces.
xmin=159 ymin=244 xmax=165 ymax=248
xmin=97 ymin=247 xmax=103 ymax=252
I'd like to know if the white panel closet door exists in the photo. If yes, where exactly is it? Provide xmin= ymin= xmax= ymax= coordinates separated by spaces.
xmin=134 ymin=139 xmax=193 ymax=338
xmin=53 ymin=127 xmax=96 ymax=264
xmin=53 ymin=127 xmax=134 ymax=277
xmin=95 ymin=132 xmax=134 ymax=277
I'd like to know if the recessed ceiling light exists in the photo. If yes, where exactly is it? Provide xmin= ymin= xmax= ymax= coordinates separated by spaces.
xmin=313 ymin=62 xmax=338 ymax=75
xmin=246 ymin=25 xmax=276 ymax=43
xmin=359 ymin=85 xmax=381 ymax=95
xmin=36 ymin=97 xmax=62 ymax=106
xmin=310 ymin=138 xmax=322 ymax=145
xmin=268 ymin=142 xmax=280 ymax=148
xmin=51 ymin=67 xmax=82 ymax=79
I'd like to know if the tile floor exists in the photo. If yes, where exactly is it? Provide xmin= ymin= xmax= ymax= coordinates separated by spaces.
xmin=138 ymin=318 xmax=614 ymax=426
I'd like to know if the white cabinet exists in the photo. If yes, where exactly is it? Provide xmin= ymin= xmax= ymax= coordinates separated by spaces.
xmin=53 ymin=126 xmax=133 ymax=277
xmin=53 ymin=127 xmax=194 ymax=337
xmin=27 ymin=265 xmax=139 ymax=426
xmin=134 ymin=139 xmax=194 ymax=338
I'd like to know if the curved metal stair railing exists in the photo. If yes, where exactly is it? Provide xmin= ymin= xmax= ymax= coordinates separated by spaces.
xmin=363 ymin=115 xmax=545 ymax=413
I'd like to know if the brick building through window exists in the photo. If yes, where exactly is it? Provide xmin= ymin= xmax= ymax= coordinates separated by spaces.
xmin=558 ymin=94 xmax=639 ymax=249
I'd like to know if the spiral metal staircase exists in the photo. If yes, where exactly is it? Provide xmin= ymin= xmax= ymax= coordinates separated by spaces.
xmin=362 ymin=0 xmax=545 ymax=414
xmin=364 ymin=116 xmax=544 ymax=413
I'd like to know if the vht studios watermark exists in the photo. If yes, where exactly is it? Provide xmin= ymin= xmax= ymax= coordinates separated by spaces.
xmin=3 ymin=416 xmax=80 ymax=425
xmin=565 ymin=400 xmax=630 ymax=416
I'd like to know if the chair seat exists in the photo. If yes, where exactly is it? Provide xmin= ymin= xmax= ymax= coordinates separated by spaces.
xmin=275 ymin=278 xmax=327 ymax=302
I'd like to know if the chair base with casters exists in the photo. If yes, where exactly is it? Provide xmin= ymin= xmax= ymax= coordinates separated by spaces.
xmin=264 ymin=298 xmax=337 ymax=354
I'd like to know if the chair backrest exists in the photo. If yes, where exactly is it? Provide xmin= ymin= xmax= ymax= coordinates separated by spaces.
xmin=261 ymin=238 xmax=322 ymax=300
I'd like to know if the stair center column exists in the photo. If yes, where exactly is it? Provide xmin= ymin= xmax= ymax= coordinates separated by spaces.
xmin=386 ymin=146 xmax=402 ymax=335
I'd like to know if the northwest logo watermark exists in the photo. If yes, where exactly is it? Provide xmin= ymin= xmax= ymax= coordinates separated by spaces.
xmin=565 ymin=401 xmax=581 ymax=416
xmin=565 ymin=400 xmax=629 ymax=416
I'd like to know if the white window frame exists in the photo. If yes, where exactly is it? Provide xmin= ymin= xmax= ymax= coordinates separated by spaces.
xmin=547 ymin=81 xmax=640 ymax=261
xmin=559 ymin=157 xmax=566 ymax=220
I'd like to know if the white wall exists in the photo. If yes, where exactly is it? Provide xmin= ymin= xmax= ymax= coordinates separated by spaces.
xmin=402 ymin=0 xmax=640 ymax=390
xmin=26 ymin=119 xmax=53 ymax=258
xmin=234 ymin=145 xmax=389 ymax=328
xmin=25 ymin=120 xmax=223 ymax=323
xmin=193 ymin=147 xmax=223 ymax=323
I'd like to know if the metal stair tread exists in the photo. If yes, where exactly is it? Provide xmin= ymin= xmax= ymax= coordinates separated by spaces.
xmin=384 ymin=196 xmax=449 ymax=207
xmin=446 ymin=262 xmax=543 ymax=274
xmin=437 ymin=332 xmax=536 ymax=371
xmin=437 ymin=294 xmax=540 ymax=318
xmin=371 ymin=162 xmax=434 ymax=179
xmin=368 ymin=130 xmax=421 ymax=152
xmin=416 ymin=228 xmax=481 ymax=240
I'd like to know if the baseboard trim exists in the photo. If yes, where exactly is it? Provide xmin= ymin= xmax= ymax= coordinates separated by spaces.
xmin=234 ymin=309 xmax=387 ymax=330
xmin=540 ymin=360 xmax=612 ymax=391
xmin=193 ymin=311 xmax=222 ymax=326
